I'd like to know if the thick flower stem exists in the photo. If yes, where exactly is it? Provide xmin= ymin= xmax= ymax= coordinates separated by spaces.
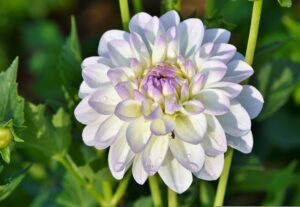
xmin=168 ymin=188 xmax=178 ymax=207
xmin=213 ymin=148 xmax=234 ymax=206
xmin=213 ymin=0 xmax=263 ymax=205
xmin=54 ymin=154 xmax=105 ymax=206
xmin=111 ymin=172 xmax=131 ymax=206
xmin=119 ymin=0 xmax=130 ymax=31
xmin=148 ymin=175 xmax=163 ymax=207
xmin=133 ymin=0 xmax=143 ymax=13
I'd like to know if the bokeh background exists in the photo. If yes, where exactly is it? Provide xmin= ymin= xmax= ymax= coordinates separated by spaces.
xmin=1 ymin=0 xmax=300 ymax=206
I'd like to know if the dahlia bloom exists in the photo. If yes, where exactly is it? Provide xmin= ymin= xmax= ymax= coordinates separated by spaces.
xmin=74 ymin=10 xmax=264 ymax=193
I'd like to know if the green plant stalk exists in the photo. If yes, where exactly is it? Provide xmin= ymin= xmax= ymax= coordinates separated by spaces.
xmin=119 ymin=0 xmax=130 ymax=31
xmin=111 ymin=172 xmax=131 ymax=205
xmin=133 ymin=0 xmax=143 ymax=13
xmin=213 ymin=148 xmax=234 ymax=206
xmin=205 ymin=0 xmax=215 ymax=18
xmin=149 ymin=175 xmax=163 ymax=207
xmin=199 ymin=181 xmax=210 ymax=206
xmin=164 ymin=0 xmax=181 ymax=11
xmin=102 ymin=181 xmax=113 ymax=201
xmin=213 ymin=1 xmax=263 ymax=205
xmin=55 ymin=154 xmax=105 ymax=206
xmin=168 ymin=188 xmax=178 ymax=207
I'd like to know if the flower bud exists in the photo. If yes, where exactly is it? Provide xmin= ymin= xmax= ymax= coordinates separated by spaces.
xmin=0 ymin=127 xmax=13 ymax=149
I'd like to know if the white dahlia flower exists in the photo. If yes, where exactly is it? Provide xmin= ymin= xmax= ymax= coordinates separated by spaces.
xmin=74 ymin=10 xmax=264 ymax=193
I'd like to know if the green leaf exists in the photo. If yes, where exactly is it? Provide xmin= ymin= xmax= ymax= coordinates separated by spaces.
xmin=255 ymin=60 xmax=300 ymax=120
xmin=59 ymin=16 xmax=82 ymax=107
xmin=132 ymin=196 xmax=153 ymax=207
xmin=0 ymin=147 xmax=10 ymax=164
xmin=0 ymin=57 xmax=24 ymax=127
xmin=0 ymin=166 xmax=29 ymax=201
xmin=22 ymin=102 xmax=71 ymax=158
xmin=56 ymin=172 xmax=97 ymax=207
xmin=277 ymin=0 xmax=292 ymax=8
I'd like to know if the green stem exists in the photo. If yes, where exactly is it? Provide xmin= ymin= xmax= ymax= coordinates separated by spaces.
xmin=205 ymin=0 xmax=215 ymax=18
xmin=102 ymin=181 xmax=113 ymax=201
xmin=213 ymin=148 xmax=234 ymax=206
xmin=163 ymin=0 xmax=181 ymax=12
xmin=245 ymin=0 xmax=264 ymax=66
xmin=213 ymin=0 xmax=263 ymax=205
xmin=54 ymin=154 xmax=105 ymax=206
xmin=199 ymin=181 xmax=210 ymax=206
xmin=168 ymin=188 xmax=178 ymax=207
xmin=148 ymin=175 xmax=163 ymax=207
xmin=132 ymin=0 xmax=143 ymax=13
xmin=111 ymin=172 xmax=131 ymax=205
xmin=119 ymin=0 xmax=130 ymax=31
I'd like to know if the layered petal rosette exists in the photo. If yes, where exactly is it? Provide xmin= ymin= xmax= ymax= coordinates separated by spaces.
xmin=74 ymin=10 xmax=264 ymax=193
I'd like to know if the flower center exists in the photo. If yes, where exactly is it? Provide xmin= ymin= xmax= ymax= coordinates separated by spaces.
xmin=140 ymin=62 xmax=185 ymax=100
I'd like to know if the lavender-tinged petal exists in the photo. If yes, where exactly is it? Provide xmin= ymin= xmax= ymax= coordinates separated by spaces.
xmin=114 ymin=99 xmax=142 ymax=121
xmin=207 ymin=82 xmax=243 ymax=98
xmin=107 ymin=39 xmax=134 ymax=67
xmin=223 ymin=60 xmax=254 ymax=83
xmin=142 ymin=100 xmax=162 ymax=120
xmin=115 ymin=81 xmax=134 ymax=99
xmin=159 ymin=10 xmax=180 ymax=31
xmin=203 ymin=28 xmax=231 ymax=43
xmin=132 ymin=153 xmax=148 ymax=184
xmin=193 ymin=154 xmax=224 ymax=180
xmin=74 ymin=96 xmax=98 ymax=124
xmin=227 ymin=131 xmax=253 ymax=154
xmin=181 ymin=100 xmax=206 ymax=115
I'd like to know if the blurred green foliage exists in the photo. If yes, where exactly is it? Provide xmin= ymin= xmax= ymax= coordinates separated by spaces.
xmin=0 ymin=0 xmax=300 ymax=206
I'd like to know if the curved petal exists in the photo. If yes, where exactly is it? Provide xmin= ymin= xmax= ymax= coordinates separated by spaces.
xmin=74 ymin=96 xmax=98 ymax=124
xmin=174 ymin=114 xmax=207 ymax=144
xmin=129 ymin=12 xmax=152 ymax=36
xmin=132 ymin=153 xmax=148 ymax=185
xmin=169 ymin=138 xmax=205 ymax=172
xmin=217 ymin=101 xmax=251 ymax=136
xmin=207 ymin=82 xmax=243 ymax=98
xmin=108 ymin=124 xmax=134 ymax=178
xmin=82 ymin=62 xmax=111 ymax=88
xmin=196 ymin=89 xmax=230 ymax=115
xmin=114 ymin=81 xmax=134 ymax=100
xmin=126 ymin=118 xmax=152 ymax=153
xmin=142 ymin=135 xmax=169 ymax=175
xmin=129 ymin=32 xmax=151 ymax=68
xmin=178 ymin=18 xmax=204 ymax=58
xmin=201 ymin=60 xmax=227 ymax=85
xmin=158 ymin=151 xmax=193 ymax=194
xmin=227 ymin=131 xmax=253 ymax=154
xmin=94 ymin=115 xmax=123 ymax=149
xmin=82 ymin=116 xmax=109 ymax=146
xmin=107 ymin=67 xmax=135 ymax=85
xmin=159 ymin=10 xmax=180 ymax=31
xmin=88 ymin=85 xmax=121 ymax=115
xmin=107 ymin=39 xmax=134 ymax=67
xmin=223 ymin=60 xmax=254 ymax=83
xmin=150 ymin=117 xmax=175 ymax=136
xmin=203 ymin=28 xmax=231 ymax=43
xmin=201 ymin=115 xmax=227 ymax=156
xmin=142 ymin=100 xmax=162 ymax=120
xmin=78 ymin=81 xmax=96 ymax=99
xmin=152 ymin=36 xmax=167 ymax=64
xmin=235 ymin=85 xmax=264 ymax=119
xmin=82 ymin=56 xmax=113 ymax=69
xmin=98 ymin=30 xmax=130 ymax=57
xmin=115 ymin=99 xmax=142 ymax=121
xmin=194 ymin=154 xmax=224 ymax=181
xmin=181 ymin=100 xmax=205 ymax=115
xmin=143 ymin=16 xmax=165 ymax=51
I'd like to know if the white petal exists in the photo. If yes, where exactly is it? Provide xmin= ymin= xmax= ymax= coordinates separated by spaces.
xmin=143 ymin=16 xmax=165 ymax=51
xmin=174 ymin=114 xmax=207 ymax=144
xmin=108 ymin=124 xmax=134 ymax=178
xmin=88 ymin=85 xmax=121 ymax=115
xmin=159 ymin=10 xmax=180 ymax=31
xmin=201 ymin=115 xmax=227 ymax=156
xmin=82 ymin=56 xmax=113 ymax=69
xmin=107 ymin=39 xmax=134 ymax=67
xmin=201 ymin=60 xmax=227 ymax=85
xmin=82 ymin=116 xmax=109 ymax=146
xmin=158 ymin=151 xmax=193 ymax=194
xmin=208 ymin=43 xmax=236 ymax=63
xmin=94 ymin=115 xmax=124 ymax=149
xmin=74 ymin=96 xmax=98 ymax=124
xmin=181 ymin=100 xmax=205 ymax=115
xmin=129 ymin=12 xmax=152 ymax=36
xmin=227 ymin=131 xmax=253 ymax=153
xmin=142 ymin=135 xmax=169 ymax=175
xmin=223 ymin=60 xmax=254 ymax=83
xmin=235 ymin=85 xmax=264 ymax=119
xmin=78 ymin=81 xmax=96 ymax=99
xmin=142 ymin=100 xmax=162 ymax=120
xmin=132 ymin=153 xmax=148 ymax=185
xmin=217 ymin=101 xmax=251 ymax=136
xmin=152 ymin=36 xmax=167 ymax=64
xmin=208 ymin=82 xmax=243 ymax=98
xmin=169 ymin=138 xmax=205 ymax=172
xmin=203 ymin=28 xmax=231 ymax=43
xmin=150 ymin=117 xmax=175 ymax=136
xmin=107 ymin=67 xmax=135 ymax=85
xmin=178 ymin=18 xmax=204 ymax=58
xmin=98 ymin=30 xmax=130 ymax=57
xmin=194 ymin=154 xmax=224 ymax=180
xmin=115 ymin=99 xmax=142 ymax=121
xmin=126 ymin=118 xmax=152 ymax=153
xmin=82 ymin=62 xmax=111 ymax=88
xmin=196 ymin=89 xmax=230 ymax=115
xmin=129 ymin=32 xmax=151 ymax=68
xmin=114 ymin=81 xmax=134 ymax=99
